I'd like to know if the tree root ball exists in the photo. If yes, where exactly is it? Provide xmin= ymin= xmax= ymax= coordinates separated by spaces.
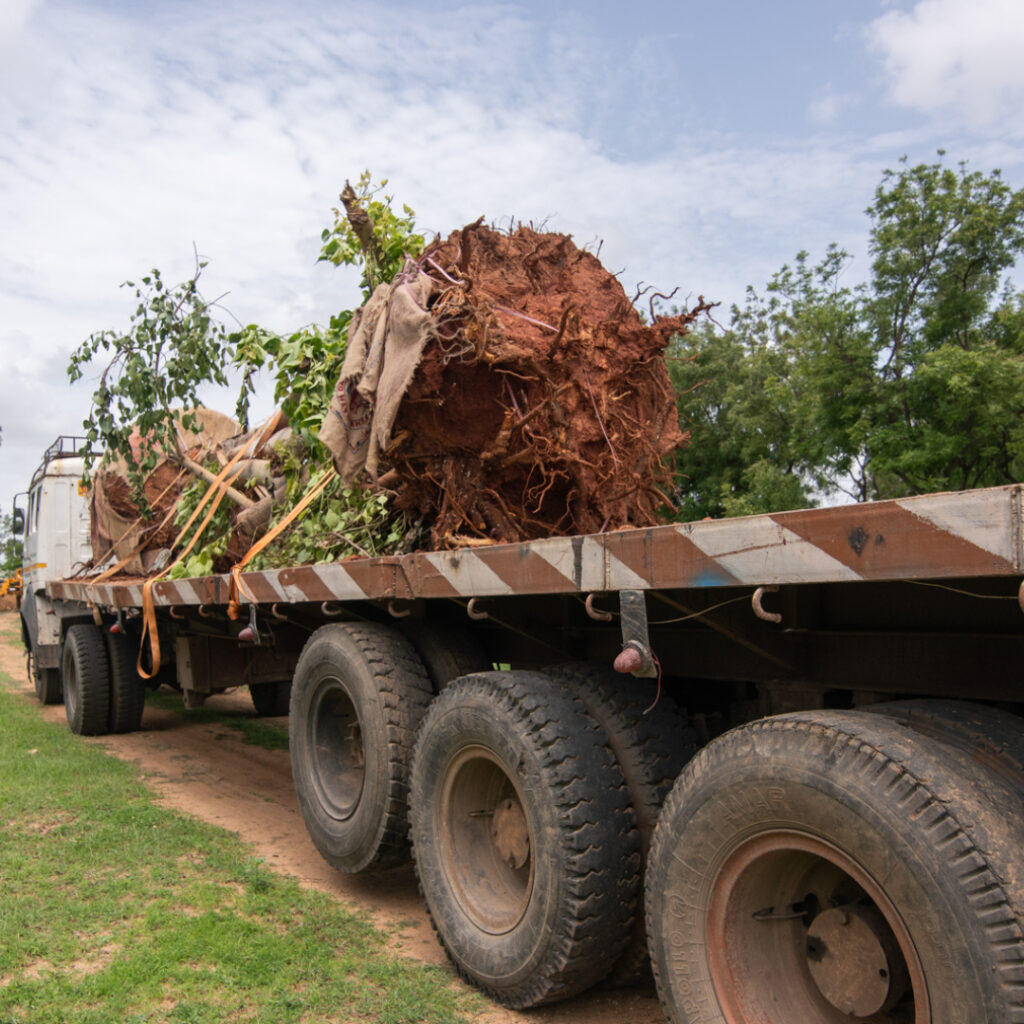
xmin=387 ymin=222 xmax=707 ymax=547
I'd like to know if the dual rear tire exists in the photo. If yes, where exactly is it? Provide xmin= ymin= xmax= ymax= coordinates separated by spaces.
xmin=61 ymin=624 xmax=145 ymax=735
xmin=646 ymin=707 xmax=1024 ymax=1024
xmin=288 ymin=633 xmax=653 ymax=1009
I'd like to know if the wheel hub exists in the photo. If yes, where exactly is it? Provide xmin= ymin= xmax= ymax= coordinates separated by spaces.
xmin=439 ymin=745 xmax=534 ymax=934
xmin=492 ymin=797 xmax=530 ymax=869
xmin=310 ymin=680 xmax=365 ymax=820
xmin=806 ymin=905 xmax=903 ymax=1017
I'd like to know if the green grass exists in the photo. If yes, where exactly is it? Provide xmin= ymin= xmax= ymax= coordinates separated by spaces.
xmin=0 ymin=615 xmax=481 ymax=1024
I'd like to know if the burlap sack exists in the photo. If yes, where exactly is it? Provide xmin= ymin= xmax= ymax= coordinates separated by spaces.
xmin=319 ymin=270 xmax=437 ymax=482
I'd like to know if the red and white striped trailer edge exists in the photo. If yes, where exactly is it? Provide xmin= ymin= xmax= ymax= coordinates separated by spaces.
xmin=40 ymin=483 xmax=1024 ymax=1022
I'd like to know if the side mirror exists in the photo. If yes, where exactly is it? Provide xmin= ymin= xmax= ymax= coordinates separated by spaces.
xmin=11 ymin=507 xmax=24 ymax=536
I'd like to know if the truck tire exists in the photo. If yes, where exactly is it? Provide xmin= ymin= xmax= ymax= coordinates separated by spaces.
xmin=105 ymin=631 xmax=146 ymax=734
xmin=62 ymin=624 xmax=110 ymax=736
xmin=250 ymin=680 xmax=291 ymax=716
xmin=868 ymin=698 xmax=1024 ymax=792
xmin=646 ymin=710 xmax=1024 ymax=1024
xmin=34 ymin=665 xmax=62 ymax=705
xmin=289 ymin=623 xmax=432 ymax=874
xmin=399 ymin=620 xmax=491 ymax=692
xmin=409 ymin=671 xmax=642 ymax=1008
xmin=544 ymin=662 xmax=696 ymax=987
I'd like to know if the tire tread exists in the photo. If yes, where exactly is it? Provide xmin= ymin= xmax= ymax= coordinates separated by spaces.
xmin=543 ymin=662 xmax=695 ymax=986
xmin=63 ymin=624 xmax=110 ymax=736
xmin=107 ymin=631 xmax=145 ymax=734
xmin=291 ymin=622 xmax=433 ymax=873
xmin=411 ymin=671 xmax=641 ymax=1008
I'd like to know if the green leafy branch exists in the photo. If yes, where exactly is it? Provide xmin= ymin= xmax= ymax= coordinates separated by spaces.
xmin=318 ymin=171 xmax=426 ymax=297
xmin=70 ymin=174 xmax=427 ymax=570
xmin=68 ymin=256 xmax=233 ymax=513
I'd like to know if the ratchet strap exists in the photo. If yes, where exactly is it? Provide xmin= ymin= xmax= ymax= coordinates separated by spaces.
xmin=226 ymin=467 xmax=338 ymax=620
xmin=136 ymin=411 xmax=284 ymax=679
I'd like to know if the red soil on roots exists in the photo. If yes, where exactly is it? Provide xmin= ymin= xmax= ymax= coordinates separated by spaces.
xmin=389 ymin=222 xmax=706 ymax=547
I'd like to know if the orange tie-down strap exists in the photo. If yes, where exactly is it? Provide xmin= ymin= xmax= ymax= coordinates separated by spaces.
xmin=136 ymin=412 xmax=284 ymax=679
xmin=226 ymin=467 xmax=338 ymax=620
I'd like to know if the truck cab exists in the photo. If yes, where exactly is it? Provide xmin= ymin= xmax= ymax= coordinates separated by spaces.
xmin=16 ymin=436 xmax=93 ymax=701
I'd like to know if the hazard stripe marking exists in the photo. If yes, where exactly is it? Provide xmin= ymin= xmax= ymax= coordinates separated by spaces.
xmin=684 ymin=517 xmax=861 ymax=584
xmin=422 ymin=551 xmax=516 ymax=597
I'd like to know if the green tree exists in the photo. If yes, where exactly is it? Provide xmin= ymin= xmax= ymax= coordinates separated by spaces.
xmin=861 ymin=156 xmax=1024 ymax=496
xmin=673 ymin=154 xmax=1024 ymax=518
xmin=1 ymin=512 xmax=23 ymax=574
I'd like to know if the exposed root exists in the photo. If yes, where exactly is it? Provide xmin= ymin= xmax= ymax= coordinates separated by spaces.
xmin=386 ymin=223 xmax=711 ymax=547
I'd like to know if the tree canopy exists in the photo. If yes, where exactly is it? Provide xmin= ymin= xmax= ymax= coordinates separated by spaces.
xmin=671 ymin=154 xmax=1024 ymax=520
xmin=1 ymin=513 xmax=22 ymax=574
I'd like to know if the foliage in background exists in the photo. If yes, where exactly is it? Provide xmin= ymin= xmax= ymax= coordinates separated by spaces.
xmin=1 ymin=513 xmax=23 ymax=574
xmin=672 ymin=153 xmax=1024 ymax=519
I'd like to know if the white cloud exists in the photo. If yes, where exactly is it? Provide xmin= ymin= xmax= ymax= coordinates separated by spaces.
xmin=4 ymin=0 xmax=1024 ymax=504
xmin=0 ymin=0 xmax=37 ymax=41
xmin=807 ymin=89 xmax=857 ymax=126
xmin=868 ymin=0 xmax=1024 ymax=132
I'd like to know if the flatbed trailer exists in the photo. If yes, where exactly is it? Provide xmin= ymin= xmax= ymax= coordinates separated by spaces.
xmin=23 ymin=466 xmax=1024 ymax=1022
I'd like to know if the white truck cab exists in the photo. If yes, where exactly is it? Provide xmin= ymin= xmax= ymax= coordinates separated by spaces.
xmin=15 ymin=437 xmax=93 ymax=702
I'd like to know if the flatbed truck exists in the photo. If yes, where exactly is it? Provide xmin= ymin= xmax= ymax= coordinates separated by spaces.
xmin=15 ymin=436 xmax=1024 ymax=1022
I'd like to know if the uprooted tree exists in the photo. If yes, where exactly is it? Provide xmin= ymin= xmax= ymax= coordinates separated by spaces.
xmin=69 ymin=175 xmax=703 ymax=575
xmin=320 ymin=219 xmax=709 ymax=545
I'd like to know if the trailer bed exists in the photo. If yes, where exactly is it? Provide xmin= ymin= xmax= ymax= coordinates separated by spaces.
xmin=49 ymin=484 xmax=1023 ymax=610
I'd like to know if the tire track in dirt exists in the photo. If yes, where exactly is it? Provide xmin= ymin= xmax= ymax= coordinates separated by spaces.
xmin=0 ymin=614 xmax=666 ymax=1024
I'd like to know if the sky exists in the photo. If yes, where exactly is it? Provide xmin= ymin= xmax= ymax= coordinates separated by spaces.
xmin=2 ymin=0 xmax=1024 ymax=512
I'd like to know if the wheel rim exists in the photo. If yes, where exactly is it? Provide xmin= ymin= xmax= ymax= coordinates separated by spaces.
xmin=309 ymin=677 xmax=364 ymax=820
xmin=706 ymin=830 xmax=929 ymax=1023
xmin=438 ymin=745 xmax=534 ymax=935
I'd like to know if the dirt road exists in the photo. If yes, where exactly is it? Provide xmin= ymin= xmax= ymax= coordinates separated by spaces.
xmin=0 ymin=613 xmax=667 ymax=1024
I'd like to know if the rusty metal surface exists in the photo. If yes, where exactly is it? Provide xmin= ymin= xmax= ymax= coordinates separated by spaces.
xmin=48 ymin=484 xmax=1024 ymax=610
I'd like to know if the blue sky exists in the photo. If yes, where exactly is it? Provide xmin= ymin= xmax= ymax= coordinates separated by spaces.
xmin=2 ymin=0 xmax=1024 ymax=508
